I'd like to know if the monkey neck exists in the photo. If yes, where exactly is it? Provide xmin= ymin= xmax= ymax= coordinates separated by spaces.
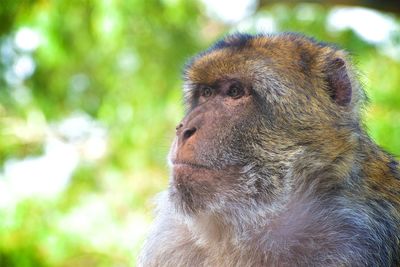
xmin=185 ymin=193 xmax=334 ymax=255
xmin=186 ymin=143 xmax=366 ymax=250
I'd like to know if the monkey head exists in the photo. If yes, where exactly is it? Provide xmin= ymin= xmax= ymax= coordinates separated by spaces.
xmin=168 ymin=33 xmax=362 ymax=217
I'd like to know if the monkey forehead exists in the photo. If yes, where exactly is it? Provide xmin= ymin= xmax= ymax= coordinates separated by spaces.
xmin=184 ymin=48 xmax=264 ymax=85
xmin=183 ymin=33 xmax=339 ymax=85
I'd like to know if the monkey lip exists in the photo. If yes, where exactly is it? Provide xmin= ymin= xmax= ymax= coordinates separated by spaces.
xmin=172 ymin=161 xmax=211 ymax=170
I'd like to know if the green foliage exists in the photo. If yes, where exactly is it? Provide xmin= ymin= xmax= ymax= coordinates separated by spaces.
xmin=0 ymin=1 xmax=399 ymax=266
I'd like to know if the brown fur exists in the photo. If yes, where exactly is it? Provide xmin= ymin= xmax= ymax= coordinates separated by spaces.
xmin=139 ymin=33 xmax=400 ymax=267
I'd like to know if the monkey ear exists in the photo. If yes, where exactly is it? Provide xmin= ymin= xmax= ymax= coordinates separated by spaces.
xmin=325 ymin=57 xmax=352 ymax=106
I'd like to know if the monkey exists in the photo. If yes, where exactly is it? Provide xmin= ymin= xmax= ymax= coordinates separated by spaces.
xmin=138 ymin=33 xmax=400 ymax=267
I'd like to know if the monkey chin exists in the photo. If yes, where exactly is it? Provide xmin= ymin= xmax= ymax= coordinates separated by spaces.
xmin=170 ymin=163 xmax=238 ymax=216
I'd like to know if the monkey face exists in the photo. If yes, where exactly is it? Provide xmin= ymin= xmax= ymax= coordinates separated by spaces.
xmin=168 ymin=54 xmax=297 ymax=215
xmin=168 ymin=78 xmax=261 ymax=214
xmin=168 ymin=34 xmax=359 ymax=216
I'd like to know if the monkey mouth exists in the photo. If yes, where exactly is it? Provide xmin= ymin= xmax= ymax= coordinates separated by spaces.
xmin=171 ymin=160 xmax=218 ymax=183
xmin=172 ymin=161 xmax=211 ymax=170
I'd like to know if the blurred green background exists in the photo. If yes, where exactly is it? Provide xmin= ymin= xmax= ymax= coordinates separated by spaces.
xmin=0 ymin=0 xmax=399 ymax=266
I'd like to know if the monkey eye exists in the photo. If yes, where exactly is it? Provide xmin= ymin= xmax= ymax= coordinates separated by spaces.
xmin=227 ymin=84 xmax=244 ymax=99
xmin=200 ymin=86 xmax=213 ymax=98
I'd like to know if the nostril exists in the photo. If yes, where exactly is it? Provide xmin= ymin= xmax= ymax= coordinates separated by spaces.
xmin=175 ymin=123 xmax=183 ymax=131
xmin=182 ymin=127 xmax=196 ymax=141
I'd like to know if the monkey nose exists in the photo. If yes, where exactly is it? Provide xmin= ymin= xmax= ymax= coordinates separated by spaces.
xmin=181 ymin=127 xmax=197 ymax=141
xmin=175 ymin=119 xmax=197 ymax=143
xmin=175 ymin=123 xmax=183 ymax=131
